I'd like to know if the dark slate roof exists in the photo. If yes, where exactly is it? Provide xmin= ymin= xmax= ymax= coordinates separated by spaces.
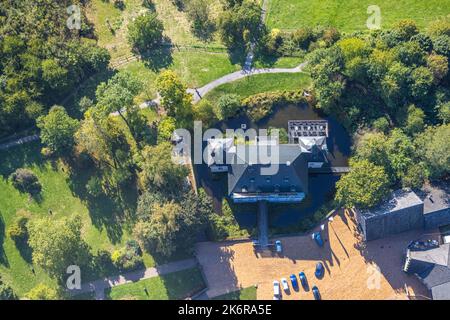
xmin=227 ymin=144 xmax=309 ymax=196
xmin=408 ymin=243 xmax=450 ymax=299
xmin=431 ymin=282 xmax=450 ymax=300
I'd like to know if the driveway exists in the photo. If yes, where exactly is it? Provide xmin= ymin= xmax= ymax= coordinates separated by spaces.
xmin=196 ymin=209 xmax=431 ymax=300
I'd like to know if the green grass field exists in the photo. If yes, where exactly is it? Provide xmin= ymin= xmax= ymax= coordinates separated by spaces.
xmin=104 ymin=267 xmax=205 ymax=300
xmin=266 ymin=0 xmax=450 ymax=31
xmin=203 ymin=72 xmax=312 ymax=103
xmin=212 ymin=286 xmax=257 ymax=300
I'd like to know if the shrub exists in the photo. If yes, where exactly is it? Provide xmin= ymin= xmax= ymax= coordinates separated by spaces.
xmin=214 ymin=94 xmax=242 ymax=120
xmin=111 ymin=245 xmax=144 ymax=272
xmin=7 ymin=216 xmax=29 ymax=242
xmin=25 ymin=284 xmax=58 ymax=300
xmin=92 ymin=250 xmax=114 ymax=276
xmin=9 ymin=168 xmax=42 ymax=195
xmin=372 ymin=117 xmax=390 ymax=133
xmin=292 ymin=27 xmax=314 ymax=50
xmin=242 ymin=90 xmax=307 ymax=122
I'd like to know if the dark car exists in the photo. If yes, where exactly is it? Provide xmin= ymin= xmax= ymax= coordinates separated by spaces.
xmin=313 ymin=232 xmax=324 ymax=247
xmin=289 ymin=274 xmax=298 ymax=290
xmin=315 ymin=262 xmax=324 ymax=278
xmin=298 ymin=272 xmax=308 ymax=289
xmin=312 ymin=286 xmax=321 ymax=300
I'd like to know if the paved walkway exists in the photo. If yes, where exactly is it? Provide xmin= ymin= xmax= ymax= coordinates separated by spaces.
xmin=68 ymin=258 xmax=198 ymax=300
xmin=187 ymin=62 xmax=308 ymax=103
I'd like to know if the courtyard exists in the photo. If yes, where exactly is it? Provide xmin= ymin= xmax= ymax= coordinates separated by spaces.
xmin=196 ymin=209 xmax=432 ymax=300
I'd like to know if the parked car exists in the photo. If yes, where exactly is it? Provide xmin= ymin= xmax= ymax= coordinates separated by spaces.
xmin=275 ymin=240 xmax=282 ymax=253
xmin=313 ymin=232 xmax=324 ymax=247
xmin=281 ymin=278 xmax=289 ymax=291
xmin=273 ymin=280 xmax=280 ymax=297
xmin=298 ymin=272 xmax=308 ymax=288
xmin=289 ymin=274 xmax=298 ymax=290
xmin=312 ymin=286 xmax=321 ymax=300
xmin=315 ymin=262 xmax=324 ymax=278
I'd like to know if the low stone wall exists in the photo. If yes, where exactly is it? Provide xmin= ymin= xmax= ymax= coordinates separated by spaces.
xmin=357 ymin=203 xmax=424 ymax=241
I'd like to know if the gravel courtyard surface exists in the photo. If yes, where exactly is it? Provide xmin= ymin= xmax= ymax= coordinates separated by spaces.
xmin=196 ymin=209 xmax=431 ymax=300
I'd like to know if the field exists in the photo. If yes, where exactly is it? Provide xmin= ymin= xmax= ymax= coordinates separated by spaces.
xmin=266 ymin=0 xmax=450 ymax=31
xmin=104 ymin=267 xmax=205 ymax=300
xmin=203 ymin=72 xmax=312 ymax=103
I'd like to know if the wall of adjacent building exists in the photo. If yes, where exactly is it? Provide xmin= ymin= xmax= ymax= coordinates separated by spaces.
xmin=357 ymin=203 xmax=424 ymax=241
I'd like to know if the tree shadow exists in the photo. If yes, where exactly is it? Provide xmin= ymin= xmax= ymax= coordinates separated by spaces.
xmin=66 ymin=161 xmax=138 ymax=245
xmin=0 ymin=214 xmax=9 ymax=267
xmin=139 ymin=40 xmax=174 ymax=72
xmin=14 ymin=237 xmax=33 ymax=264
xmin=227 ymin=46 xmax=248 ymax=68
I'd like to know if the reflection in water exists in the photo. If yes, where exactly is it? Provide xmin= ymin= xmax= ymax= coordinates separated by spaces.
xmin=198 ymin=103 xmax=352 ymax=228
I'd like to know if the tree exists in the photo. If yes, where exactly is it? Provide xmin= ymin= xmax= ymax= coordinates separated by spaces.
xmin=27 ymin=215 xmax=91 ymax=278
xmin=214 ymin=94 xmax=242 ymax=120
xmin=185 ymin=0 xmax=214 ymax=38
xmin=127 ymin=13 xmax=164 ymax=52
xmin=427 ymin=54 xmax=449 ymax=84
xmin=410 ymin=66 xmax=434 ymax=99
xmin=401 ymin=162 xmax=428 ymax=189
xmin=433 ymin=35 xmax=450 ymax=58
xmin=94 ymin=72 xmax=146 ymax=145
xmin=309 ymin=47 xmax=345 ymax=113
xmin=157 ymin=116 xmax=177 ymax=142
xmin=415 ymin=124 xmax=450 ymax=179
xmin=218 ymin=1 xmax=265 ymax=49
xmin=393 ymin=19 xmax=419 ymax=41
xmin=385 ymin=129 xmax=416 ymax=180
xmin=335 ymin=159 xmax=390 ymax=209
xmin=137 ymin=142 xmax=189 ymax=193
xmin=438 ymin=102 xmax=450 ymax=123
xmin=9 ymin=168 xmax=42 ymax=195
xmin=193 ymin=99 xmax=218 ymax=127
xmin=37 ymin=106 xmax=79 ymax=156
xmin=25 ymin=284 xmax=58 ymax=300
xmin=403 ymin=105 xmax=425 ymax=135
xmin=155 ymin=70 xmax=193 ymax=125
xmin=133 ymin=190 xmax=213 ymax=257
xmin=133 ymin=201 xmax=181 ymax=257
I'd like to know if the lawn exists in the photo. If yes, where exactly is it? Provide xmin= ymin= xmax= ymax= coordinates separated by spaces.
xmin=266 ymin=0 xmax=450 ymax=32
xmin=212 ymin=286 xmax=257 ymax=300
xmin=0 ymin=142 xmax=137 ymax=295
xmin=203 ymin=72 xmax=312 ymax=103
xmin=104 ymin=267 xmax=205 ymax=300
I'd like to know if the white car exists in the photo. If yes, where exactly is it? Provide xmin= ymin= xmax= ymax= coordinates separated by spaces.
xmin=273 ymin=280 xmax=280 ymax=297
xmin=281 ymin=278 xmax=289 ymax=291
